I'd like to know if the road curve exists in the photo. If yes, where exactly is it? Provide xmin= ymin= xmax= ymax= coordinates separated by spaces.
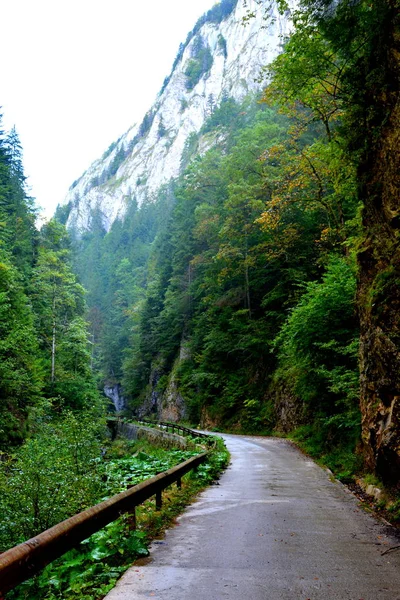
xmin=104 ymin=434 xmax=400 ymax=600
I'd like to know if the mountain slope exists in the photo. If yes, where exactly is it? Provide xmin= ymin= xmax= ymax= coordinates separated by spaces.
xmin=62 ymin=0 xmax=292 ymax=233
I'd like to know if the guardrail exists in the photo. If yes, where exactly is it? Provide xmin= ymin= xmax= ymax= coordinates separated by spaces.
xmin=0 ymin=451 xmax=207 ymax=596
xmin=135 ymin=418 xmax=211 ymax=442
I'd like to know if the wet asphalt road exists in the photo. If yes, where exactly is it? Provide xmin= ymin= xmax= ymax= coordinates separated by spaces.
xmin=104 ymin=434 xmax=400 ymax=600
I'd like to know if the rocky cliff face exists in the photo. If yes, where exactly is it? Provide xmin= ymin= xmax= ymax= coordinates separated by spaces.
xmin=357 ymin=6 xmax=400 ymax=484
xmin=62 ymin=0 xmax=292 ymax=234
xmin=358 ymin=104 xmax=400 ymax=485
xmin=104 ymin=383 xmax=127 ymax=413
xmin=134 ymin=349 xmax=189 ymax=423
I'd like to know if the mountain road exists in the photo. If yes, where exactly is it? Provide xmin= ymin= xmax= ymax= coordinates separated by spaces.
xmin=104 ymin=434 xmax=400 ymax=600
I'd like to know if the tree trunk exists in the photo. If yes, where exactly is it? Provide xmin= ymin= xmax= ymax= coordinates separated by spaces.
xmin=244 ymin=230 xmax=252 ymax=318
xmin=51 ymin=292 xmax=56 ymax=384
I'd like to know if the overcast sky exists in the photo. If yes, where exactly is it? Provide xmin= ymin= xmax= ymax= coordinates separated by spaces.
xmin=1 ymin=0 xmax=216 ymax=220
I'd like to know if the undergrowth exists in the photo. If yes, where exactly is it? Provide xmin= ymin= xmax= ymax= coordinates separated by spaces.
xmin=5 ymin=435 xmax=228 ymax=600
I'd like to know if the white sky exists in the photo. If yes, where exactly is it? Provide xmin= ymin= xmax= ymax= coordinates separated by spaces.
xmin=1 ymin=0 xmax=216 ymax=219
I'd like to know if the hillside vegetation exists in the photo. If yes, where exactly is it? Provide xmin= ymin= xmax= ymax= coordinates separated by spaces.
xmin=67 ymin=0 xmax=399 ymax=489
xmin=0 ymin=121 xmax=101 ymax=452
xmin=1 ymin=0 xmax=399 ymax=498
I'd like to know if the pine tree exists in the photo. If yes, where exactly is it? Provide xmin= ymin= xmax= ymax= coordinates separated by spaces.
xmin=0 ymin=250 xmax=43 ymax=448
xmin=0 ymin=123 xmax=37 ymax=279
xmin=32 ymin=220 xmax=98 ymax=409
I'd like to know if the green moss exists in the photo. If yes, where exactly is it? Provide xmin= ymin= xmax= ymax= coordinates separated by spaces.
xmin=363 ymin=473 xmax=383 ymax=487
xmin=368 ymin=265 xmax=397 ymax=306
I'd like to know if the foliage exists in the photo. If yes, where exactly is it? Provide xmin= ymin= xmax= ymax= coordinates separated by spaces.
xmin=158 ymin=117 xmax=167 ymax=139
xmin=387 ymin=497 xmax=400 ymax=523
xmin=259 ymin=0 xmax=400 ymax=481
xmin=9 ymin=520 xmax=148 ymax=600
xmin=0 ymin=113 xmax=100 ymax=449
xmin=185 ymin=37 xmax=213 ymax=91
xmin=192 ymin=435 xmax=229 ymax=483
xmin=31 ymin=220 xmax=98 ymax=409
xmin=124 ymin=98 xmax=337 ymax=430
xmin=273 ymin=256 xmax=360 ymax=465
xmin=290 ymin=423 xmax=363 ymax=483
xmin=103 ymin=446 xmax=200 ymax=496
xmin=47 ymin=0 xmax=400 ymax=487
xmin=217 ymin=34 xmax=228 ymax=58
xmin=54 ymin=201 xmax=72 ymax=225
xmin=0 ymin=251 xmax=43 ymax=447
xmin=161 ymin=0 xmax=238 ymax=94
xmin=0 ymin=117 xmax=42 ymax=446
xmin=201 ymin=96 xmax=244 ymax=134
xmin=4 ymin=434 xmax=228 ymax=600
xmin=138 ymin=109 xmax=156 ymax=138
xmin=274 ymin=256 xmax=359 ymax=409
xmin=71 ymin=185 xmax=175 ymax=386
xmin=0 ymin=125 xmax=38 ymax=280
xmin=69 ymin=89 xmax=360 ymax=455
xmin=107 ymin=145 xmax=127 ymax=179
xmin=0 ymin=409 xmax=105 ymax=551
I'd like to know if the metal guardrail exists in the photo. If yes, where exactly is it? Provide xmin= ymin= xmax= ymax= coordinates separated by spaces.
xmin=135 ymin=418 xmax=211 ymax=441
xmin=0 ymin=452 xmax=207 ymax=596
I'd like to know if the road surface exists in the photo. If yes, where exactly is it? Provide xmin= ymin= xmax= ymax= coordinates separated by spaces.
xmin=105 ymin=434 xmax=400 ymax=599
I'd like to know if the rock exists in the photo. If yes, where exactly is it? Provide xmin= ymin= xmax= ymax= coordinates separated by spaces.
xmin=272 ymin=381 xmax=306 ymax=433
xmin=61 ymin=0 xmax=293 ymax=235
xmin=104 ymin=383 xmax=127 ymax=412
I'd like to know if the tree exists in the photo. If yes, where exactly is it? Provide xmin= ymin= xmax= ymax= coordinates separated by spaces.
xmin=258 ymin=12 xmax=358 ymax=251
xmin=0 ymin=410 xmax=104 ymax=549
xmin=274 ymin=256 xmax=359 ymax=435
xmin=0 ymin=250 xmax=43 ymax=448
xmin=258 ymin=0 xmax=400 ymax=481
xmin=125 ymin=102 xmax=323 ymax=426
xmin=0 ymin=124 xmax=37 ymax=279
xmin=32 ymin=220 xmax=97 ymax=409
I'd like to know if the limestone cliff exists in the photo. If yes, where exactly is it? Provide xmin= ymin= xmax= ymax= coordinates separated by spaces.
xmin=61 ymin=0 xmax=292 ymax=234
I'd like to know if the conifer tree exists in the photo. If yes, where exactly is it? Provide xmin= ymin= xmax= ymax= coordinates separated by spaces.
xmin=0 ymin=122 xmax=37 ymax=279
xmin=32 ymin=220 xmax=98 ymax=409
xmin=0 ymin=250 xmax=43 ymax=448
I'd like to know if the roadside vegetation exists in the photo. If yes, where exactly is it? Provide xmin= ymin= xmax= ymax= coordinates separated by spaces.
xmin=2 ymin=421 xmax=228 ymax=600
xmin=1 ymin=2 xmax=399 ymax=596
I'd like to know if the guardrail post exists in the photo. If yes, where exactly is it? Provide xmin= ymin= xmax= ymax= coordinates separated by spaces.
xmin=156 ymin=490 xmax=162 ymax=511
xmin=127 ymin=506 xmax=137 ymax=530
xmin=177 ymin=477 xmax=182 ymax=489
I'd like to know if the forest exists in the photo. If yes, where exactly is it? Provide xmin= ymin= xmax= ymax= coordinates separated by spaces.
xmin=65 ymin=0 xmax=400 ymax=487
xmin=0 ymin=0 xmax=399 ymax=579
xmin=0 ymin=124 xmax=101 ymax=448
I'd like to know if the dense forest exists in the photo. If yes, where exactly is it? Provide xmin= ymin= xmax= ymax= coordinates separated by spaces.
xmin=69 ymin=92 xmax=361 ymax=478
xmin=0 ymin=120 xmax=101 ymax=453
xmin=1 ymin=0 xmax=399 ymax=509
xmin=0 ymin=116 xmax=111 ymax=583
xmin=57 ymin=0 xmax=399 ymax=489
